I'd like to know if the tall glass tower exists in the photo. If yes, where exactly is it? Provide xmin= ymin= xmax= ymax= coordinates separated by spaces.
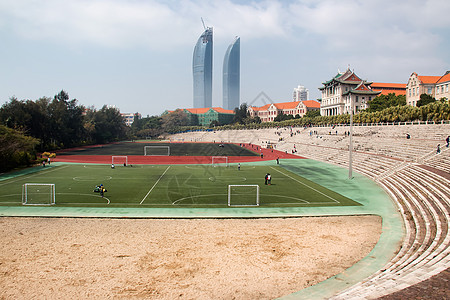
xmin=222 ymin=37 xmax=240 ymax=110
xmin=192 ymin=27 xmax=213 ymax=108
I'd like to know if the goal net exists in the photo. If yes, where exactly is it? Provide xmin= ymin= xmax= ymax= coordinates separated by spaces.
xmin=212 ymin=156 xmax=228 ymax=167
xmin=112 ymin=156 xmax=128 ymax=166
xmin=228 ymin=185 xmax=260 ymax=207
xmin=144 ymin=145 xmax=170 ymax=156
xmin=22 ymin=183 xmax=55 ymax=205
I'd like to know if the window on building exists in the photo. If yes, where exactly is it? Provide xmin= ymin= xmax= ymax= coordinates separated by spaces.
xmin=356 ymin=96 xmax=359 ymax=102
xmin=427 ymin=87 xmax=432 ymax=94
xmin=446 ymin=84 xmax=448 ymax=92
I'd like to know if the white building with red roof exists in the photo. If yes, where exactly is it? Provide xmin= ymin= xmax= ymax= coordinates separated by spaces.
xmin=248 ymin=100 xmax=320 ymax=122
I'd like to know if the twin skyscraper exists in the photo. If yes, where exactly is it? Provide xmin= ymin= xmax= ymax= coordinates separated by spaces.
xmin=193 ymin=25 xmax=240 ymax=111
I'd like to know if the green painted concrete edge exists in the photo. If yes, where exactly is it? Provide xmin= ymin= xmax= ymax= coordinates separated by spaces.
xmin=278 ymin=160 xmax=404 ymax=300
xmin=0 ymin=159 xmax=404 ymax=299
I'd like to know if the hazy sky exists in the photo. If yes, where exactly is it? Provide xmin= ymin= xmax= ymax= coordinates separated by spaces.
xmin=1 ymin=0 xmax=449 ymax=116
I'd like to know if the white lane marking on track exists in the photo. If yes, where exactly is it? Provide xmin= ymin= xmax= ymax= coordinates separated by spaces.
xmin=140 ymin=166 xmax=171 ymax=205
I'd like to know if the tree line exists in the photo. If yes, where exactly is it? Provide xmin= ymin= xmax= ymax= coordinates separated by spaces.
xmin=0 ymin=90 xmax=128 ymax=171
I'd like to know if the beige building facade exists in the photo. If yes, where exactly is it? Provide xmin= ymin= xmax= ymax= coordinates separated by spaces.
xmin=248 ymin=100 xmax=320 ymax=123
xmin=435 ymin=72 xmax=450 ymax=102
xmin=406 ymin=72 xmax=441 ymax=106
xmin=406 ymin=71 xmax=450 ymax=106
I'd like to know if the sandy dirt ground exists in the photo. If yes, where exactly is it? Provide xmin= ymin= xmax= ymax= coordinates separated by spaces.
xmin=0 ymin=216 xmax=381 ymax=299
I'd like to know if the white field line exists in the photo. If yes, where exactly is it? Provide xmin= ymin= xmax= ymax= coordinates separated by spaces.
xmin=140 ymin=166 xmax=171 ymax=205
xmin=270 ymin=166 xmax=340 ymax=203
xmin=56 ymin=193 xmax=110 ymax=204
xmin=0 ymin=165 xmax=69 ymax=187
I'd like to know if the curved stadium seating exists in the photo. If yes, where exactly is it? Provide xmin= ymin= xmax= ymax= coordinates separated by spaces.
xmin=170 ymin=123 xmax=450 ymax=298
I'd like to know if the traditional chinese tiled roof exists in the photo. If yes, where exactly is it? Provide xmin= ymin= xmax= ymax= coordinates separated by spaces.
xmin=322 ymin=68 xmax=365 ymax=86
xmin=342 ymin=82 xmax=381 ymax=96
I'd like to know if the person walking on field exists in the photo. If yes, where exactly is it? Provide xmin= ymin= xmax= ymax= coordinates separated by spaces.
xmin=265 ymin=173 xmax=269 ymax=185
xmin=237 ymin=163 xmax=240 ymax=171
xmin=267 ymin=173 xmax=272 ymax=185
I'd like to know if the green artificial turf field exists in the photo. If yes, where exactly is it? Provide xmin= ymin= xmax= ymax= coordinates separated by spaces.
xmin=58 ymin=142 xmax=258 ymax=157
xmin=0 ymin=164 xmax=360 ymax=208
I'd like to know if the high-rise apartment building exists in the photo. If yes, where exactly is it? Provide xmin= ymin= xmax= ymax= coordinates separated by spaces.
xmin=193 ymin=26 xmax=213 ymax=108
xmin=223 ymin=37 xmax=240 ymax=110
xmin=293 ymin=85 xmax=309 ymax=101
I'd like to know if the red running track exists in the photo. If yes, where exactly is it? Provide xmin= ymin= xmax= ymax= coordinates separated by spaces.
xmin=53 ymin=143 xmax=303 ymax=165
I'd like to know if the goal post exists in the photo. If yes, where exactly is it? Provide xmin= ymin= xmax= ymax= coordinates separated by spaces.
xmin=112 ymin=156 xmax=128 ymax=166
xmin=228 ymin=185 xmax=260 ymax=207
xmin=212 ymin=156 xmax=229 ymax=167
xmin=22 ymin=183 xmax=55 ymax=205
xmin=144 ymin=145 xmax=170 ymax=156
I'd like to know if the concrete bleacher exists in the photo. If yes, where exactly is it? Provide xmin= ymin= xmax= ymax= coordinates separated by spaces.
xmin=332 ymin=165 xmax=449 ymax=298
xmin=170 ymin=123 xmax=450 ymax=298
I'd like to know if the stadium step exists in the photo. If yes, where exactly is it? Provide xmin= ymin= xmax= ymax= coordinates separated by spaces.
xmin=173 ymin=123 xmax=450 ymax=298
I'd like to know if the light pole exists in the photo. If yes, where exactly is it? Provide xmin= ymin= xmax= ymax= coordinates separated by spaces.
xmin=349 ymin=96 xmax=353 ymax=179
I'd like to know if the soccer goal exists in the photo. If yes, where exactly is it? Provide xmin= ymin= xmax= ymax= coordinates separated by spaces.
xmin=112 ymin=156 xmax=128 ymax=166
xmin=144 ymin=145 xmax=170 ymax=156
xmin=22 ymin=183 xmax=55 ymax=205
xmin=212 ymin=156 xmax=229 ymax=167
xmin=228 ymin=185 xmax=260 ymax=207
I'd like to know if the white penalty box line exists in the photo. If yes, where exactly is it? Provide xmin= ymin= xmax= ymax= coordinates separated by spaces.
xmin=140 ymin=166 xmax=171 ymax=205
xmin=270 ymin=166 xmax=340 ymax=203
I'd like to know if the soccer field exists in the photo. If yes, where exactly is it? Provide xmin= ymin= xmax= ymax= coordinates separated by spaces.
xmin=58 ymin=142 xmax=259 ymax=157
xmin=0 ymin=163 xmax=360 ymax=208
